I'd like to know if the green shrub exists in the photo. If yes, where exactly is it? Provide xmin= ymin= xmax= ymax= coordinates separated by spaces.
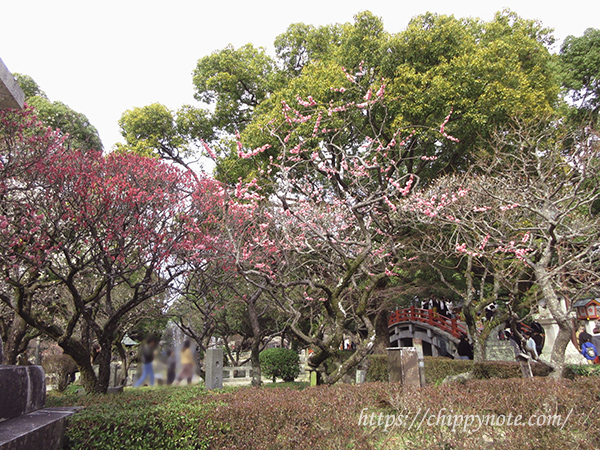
xmin=365 ymin=355 xmax=388 ymax=382
xmin=565 ymin=364 xmax=600 ymax=378
xmin=47 ymin=385 xmax=216 ymax=449
xmin=259 ymin=348 xmax=300 ymax=382
xmin=360 ymin=355 xmax=553 ymax=384
xmin=47 ymin=378 xmax=600 ymax=449
xmin=424 ymin=357 xmax=552 ymax=384
xmin=200 ymin=378 xmax=600 ymax=449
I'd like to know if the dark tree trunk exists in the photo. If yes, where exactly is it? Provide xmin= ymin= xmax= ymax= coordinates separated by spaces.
xmin=59 ymin=338 xmax=98 ymax=393
xmin=372 ymin=310 xmax=390 ymax=355
xmin=3 ymin=315 xmax=29 ymax=365
xmin=250 ymin=337 xmax=262 ymax=386
xmin=95 ymin=339 xmax=113 ymax=393
xmin=114 ymin=341 xmax=130 ymax=384
xmin=247 ymin=290 xmax=263 ymax=387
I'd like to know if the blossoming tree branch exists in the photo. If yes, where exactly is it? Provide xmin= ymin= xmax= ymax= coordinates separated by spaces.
xmin=207 ymin=63 xmax=462 ymax=382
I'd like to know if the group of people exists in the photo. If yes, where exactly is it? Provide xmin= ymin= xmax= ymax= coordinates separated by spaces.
xmin=133 ymin=336 xmax=197 ymax=388
xmin=498 ymin=325 xmax=545 ymax=360
xmin=457 ymin=322 xmax=545 ymax=361
xmin=418 ymin=296 xmax=455 ymax=319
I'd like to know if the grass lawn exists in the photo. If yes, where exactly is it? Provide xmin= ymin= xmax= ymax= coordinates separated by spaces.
xmin=48 ymin=377 xmax=600 ymax=449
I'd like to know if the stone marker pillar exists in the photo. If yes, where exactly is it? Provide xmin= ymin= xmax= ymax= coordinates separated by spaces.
xmin=412 ymin=338 xmax=427 ymax=387
xmin=387 ymin=347 xmax=422 ymax=387
xmin=517 ymin=354 xmax=533 ymax=378
xmin=309 ymin=370 xmax=321 ymax=386
xmin=355 ymin=369 xmax=366 ymax=384
xmin=204 ymin=348 xmax=223 ymax=390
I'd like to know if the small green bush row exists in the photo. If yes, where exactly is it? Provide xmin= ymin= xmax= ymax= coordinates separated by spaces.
xmin=47 ymin=386 xmax=219 ymax=450
xmin=565 ymin=364 xmax=600 ymax=378
xmin=364 ymin=355 xmax=552 ymax=383
xmin=424 ymin=357 xmax=552 ymax=383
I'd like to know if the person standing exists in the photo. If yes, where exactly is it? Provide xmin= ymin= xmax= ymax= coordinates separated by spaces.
xmin=581 ymin=335 xmax=598 ymax=364
xmin=134 ymin=335 xmax=159 ymax=388
xmin=457 ymin=334 xmax=473 ymax=360
xmin=532 ymin=331 xmax=544 ymax=356
xmin=592 ymin=323 xmax=600 ymax=364
xmin=175 ymin=340 xmax=195 ymax=385
xmin=526 ymin=332 xmax=539 ymax=359
xmin=166 ymin=348 xmax=177 ymax=385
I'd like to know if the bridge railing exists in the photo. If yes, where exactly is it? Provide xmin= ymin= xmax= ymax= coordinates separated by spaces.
xmin=388 ymin=307 xmax=468 ymax=339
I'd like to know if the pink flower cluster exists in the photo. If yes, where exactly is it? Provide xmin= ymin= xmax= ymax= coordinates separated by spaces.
xmin=500 ymin=203 xmax=520 ymax=211
xmin=406 ymin=187 xmax=469 ymax=218
xmin=455 ymin=243 xmax=482 ymax=257
xmin=440 ymin=108 xmax=460 ymax=143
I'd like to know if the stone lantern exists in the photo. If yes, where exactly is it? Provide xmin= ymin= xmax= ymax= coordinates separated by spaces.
xmin=573 ymin=298 xmax=600 ymax=321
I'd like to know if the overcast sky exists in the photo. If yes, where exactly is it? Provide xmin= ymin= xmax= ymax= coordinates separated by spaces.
xmin=2 ymin=0 xmax=599 ymax=153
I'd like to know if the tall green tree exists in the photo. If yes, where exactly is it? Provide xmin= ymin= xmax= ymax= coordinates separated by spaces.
xmin=560 ymin=28 xmax=600 ymax=125
xmin=367 ymin=10 xmax=558 ymax=180
xmin=14 ymin=73 xmax=103 ymax=152
xmin=274 ymin=22 xmax=343 ymax=75
xmin=192 ymin=44 xmax=280 ymax=135
xmin=116 ymin=102 xmax=212 ymax=170
xmin=230 ymin=10 xmax=561 ymax=186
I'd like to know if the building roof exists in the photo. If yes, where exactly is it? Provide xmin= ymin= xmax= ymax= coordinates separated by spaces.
xmin=121 ymin=335 xmax=139 ymax=346
xmin=573 ymin=298 xmax=600 ymax=309
xmin=0 ymin=58 xmax=24 ymax=110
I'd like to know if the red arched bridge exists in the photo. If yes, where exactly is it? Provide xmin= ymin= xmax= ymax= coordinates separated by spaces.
xmin=387 ymin=307 xmax=468 ymax=357
xmin=388 ymin=307 xmax=468 ymax=339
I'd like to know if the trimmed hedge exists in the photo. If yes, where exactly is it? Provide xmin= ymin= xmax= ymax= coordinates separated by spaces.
xmin=49 ymin=378 xmax=600 ymax=449
xmin=424 ymin=357 xmax=552 ymax=384
xmin=364 ymin=355 xmax=552 ymax=383
xmin=47 ymin=386 xmax=217 ymax=449
xmin=565 ymin=364 xmax=600 ymax=379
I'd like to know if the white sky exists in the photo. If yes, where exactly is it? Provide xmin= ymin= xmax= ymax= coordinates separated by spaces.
xmin=2 ymin=0 xmax=599 ymax=153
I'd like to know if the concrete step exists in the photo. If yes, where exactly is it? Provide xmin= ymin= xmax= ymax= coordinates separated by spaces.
xmin=0 ymin=407 xmax=80 ymax=450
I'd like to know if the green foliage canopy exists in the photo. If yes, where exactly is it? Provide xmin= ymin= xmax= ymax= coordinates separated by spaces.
xmin=116 ymin=102 xmax=212 ymax=165
xmin=259 ymin=347 xmax=301 ymax=382
xmin=560 ymin=27 xmax=600 ymax=124
xmin=221 ymin=10 xmax=561 ymax=185
xmin=14 ymin=73 xmax=103 ymax=152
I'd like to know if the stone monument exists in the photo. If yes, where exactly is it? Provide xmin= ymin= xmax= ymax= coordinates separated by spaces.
xmin=387 ymin=347 xmax=423 ymax=387
xmin=204 ymin=348 xmax=223 ymax=390
xmin=532 ymin=304 xmax=584 ymax=365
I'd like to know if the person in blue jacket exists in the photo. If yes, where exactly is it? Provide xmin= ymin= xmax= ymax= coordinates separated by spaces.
xmin=581 ymin=334 xmax=599 ymax=364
